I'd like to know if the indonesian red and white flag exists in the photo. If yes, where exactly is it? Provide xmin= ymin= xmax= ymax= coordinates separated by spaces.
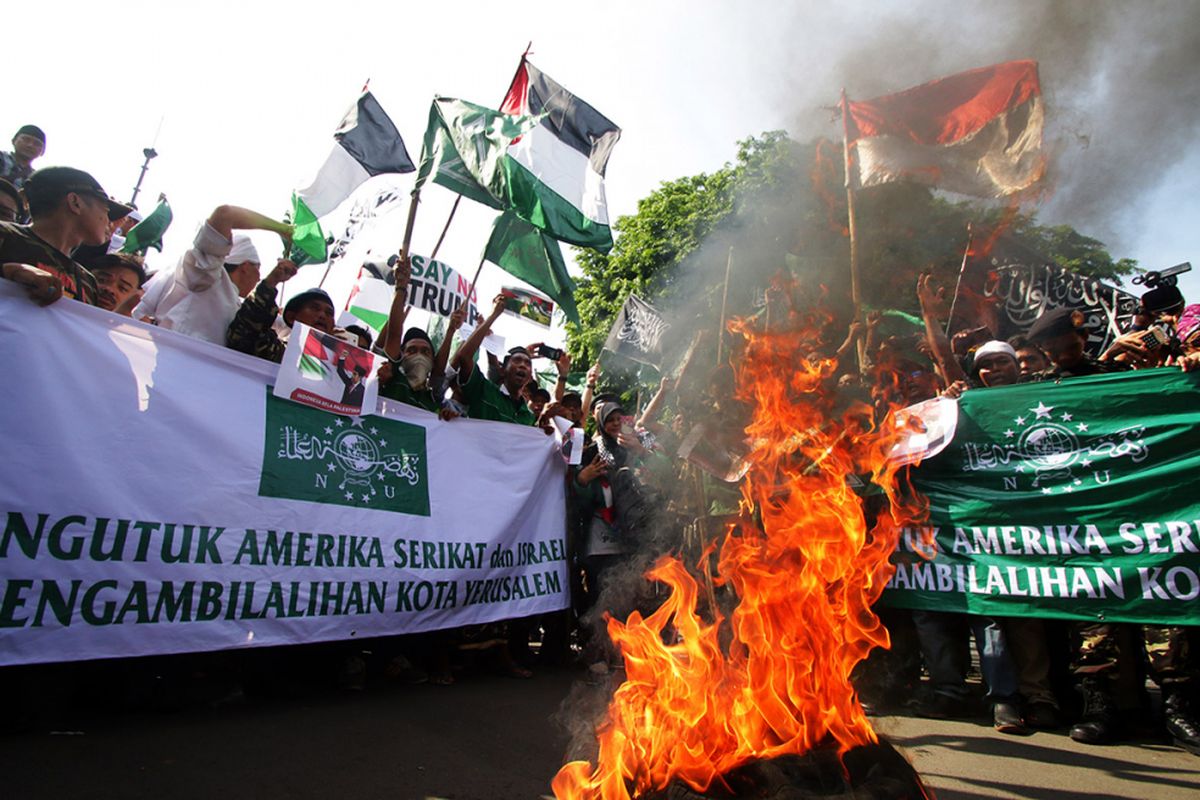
xmin=845 ymin=60 xmax=1044 ymax=198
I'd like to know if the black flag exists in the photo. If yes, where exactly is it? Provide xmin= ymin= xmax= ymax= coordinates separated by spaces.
xmin=603 ymin=295 xmax=669 ymax=367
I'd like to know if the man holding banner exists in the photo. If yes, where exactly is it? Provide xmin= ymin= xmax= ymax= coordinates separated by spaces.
xmin=895 ymin=358 xmax=1200 ymax=751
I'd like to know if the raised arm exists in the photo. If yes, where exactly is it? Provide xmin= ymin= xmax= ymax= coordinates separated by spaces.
xmin=207 ymin=205 xmax=293 ymax=244
xmin=553 ymin=350 xmax=572 ymax=401
xmin=433 ymin=305 xmax=466 ymax=380
xmin=580 ymin=361 xmax=600 ymax=423
xmin=380 ymin=255 xmax=413 ymax=361
xmin=637 ymin=376 xmax=674 ymax=430
xmin=450 ymin=295 xmax=506 ymax=381
xmin=916 ymin=273 xmax=968 ymax=385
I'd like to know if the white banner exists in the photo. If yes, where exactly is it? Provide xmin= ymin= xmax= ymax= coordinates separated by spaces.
xmin=0 ymin=284 xmax=568 ymax=666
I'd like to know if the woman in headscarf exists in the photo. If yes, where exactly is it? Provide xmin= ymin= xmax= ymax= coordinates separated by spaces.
xmin=571 ymin=401 xmax=656 ymax=670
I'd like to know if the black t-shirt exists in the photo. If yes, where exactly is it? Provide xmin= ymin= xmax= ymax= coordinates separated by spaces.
xmin=0 ymin=222 xmax=98 ymax=305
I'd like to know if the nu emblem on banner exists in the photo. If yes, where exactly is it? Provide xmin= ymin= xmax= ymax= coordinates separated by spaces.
xmin=259 ymin=393 xmax=431 ymax=516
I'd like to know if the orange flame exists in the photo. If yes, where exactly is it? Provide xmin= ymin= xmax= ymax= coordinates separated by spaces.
xmin=553 ymin=304 xmax=927 ymax=800
xmin=967 ymin=202 xmax=1022 ymax=263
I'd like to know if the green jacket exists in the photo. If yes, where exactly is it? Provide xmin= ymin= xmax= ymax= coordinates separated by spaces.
xmin=460 ymin=367 xmax=535 ymax=425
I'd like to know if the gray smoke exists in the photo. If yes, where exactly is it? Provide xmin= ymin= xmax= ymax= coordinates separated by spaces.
xmin=553 ymin=1 xmax=1200 ymax=771
xmin=774 ymin=0 xmax=1200 ymax=257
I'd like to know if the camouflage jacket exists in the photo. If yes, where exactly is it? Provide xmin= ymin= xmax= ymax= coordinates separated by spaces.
xmin=226 ymin=280 xmax=285 ymax=363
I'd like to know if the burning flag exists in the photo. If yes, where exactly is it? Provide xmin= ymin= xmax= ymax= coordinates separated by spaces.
xmin=845 ymin=60 xmax=1044 ymax=197
xmin=500 ymin=57 xmax=621 ymax=251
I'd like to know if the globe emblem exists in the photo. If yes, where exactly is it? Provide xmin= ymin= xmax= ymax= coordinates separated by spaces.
xmin=333 ymin=429 xmax=380 ymax=477
xmin=1018 ymin=423 xmax=1079 ymax=469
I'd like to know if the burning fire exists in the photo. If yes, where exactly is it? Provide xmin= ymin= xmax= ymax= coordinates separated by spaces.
xmin=552 ymin=304 xmax=927 ymax=800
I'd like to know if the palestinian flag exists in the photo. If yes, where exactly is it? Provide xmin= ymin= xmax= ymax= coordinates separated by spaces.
xmin=845 ymin=60 xmax=1044 ymax=198
xmin=120 ymin=198 xmax=173 ymax=255
xmin=299 ymin=331 xmax=333 ymax=380
xmin=293 ymin=90 xmax=415 ymax=263
xmin=343 ymin=257 xmax=395 ymax=333
xmin=500 ymin=59 xmax=620 ymax=251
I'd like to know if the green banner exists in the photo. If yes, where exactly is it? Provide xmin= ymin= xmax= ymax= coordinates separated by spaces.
xmin=259 ymin=393 xmax=430 ymax=516
xmin=884 ymin=368 xmax=1200 ymax=624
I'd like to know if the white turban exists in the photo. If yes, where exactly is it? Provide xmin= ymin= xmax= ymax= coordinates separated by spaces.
xmin=227 ymin=234 xmax=260 ymax=266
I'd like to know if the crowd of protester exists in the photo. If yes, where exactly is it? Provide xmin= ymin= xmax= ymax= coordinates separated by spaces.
xmin=1 ymin=138 xmax=1197 ymax=760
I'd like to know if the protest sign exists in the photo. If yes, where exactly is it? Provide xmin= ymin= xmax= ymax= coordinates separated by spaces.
xmin=406 ymin=254 xmax=484 ymax=326
xmin=500 ymin=285 xmax=555 ymax=328
xmin=886 ymin=369 xmax=1200 ymax=624
xmin=0 ymin=285 xmax=569 ymax=666
xmin=274 ymin=323 xmax=381 ymax=416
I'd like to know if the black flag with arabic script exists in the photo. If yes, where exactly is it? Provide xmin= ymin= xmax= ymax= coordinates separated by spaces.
xmin=602 ymin=295 xmax=670 ymax=368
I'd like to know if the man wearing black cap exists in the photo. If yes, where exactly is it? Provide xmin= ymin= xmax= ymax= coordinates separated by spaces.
xmin=82 ymin=252 xmax=146 ymax=316
xmin=226 ymin=257 xmax=336 ymax=362
xmin=0 ymin=125 xmax=46 ymax=188
xmin=0 ymin=166 xmax=131 ymax=306
xmin=450 ymin=295 xmax=536 ymax=425
xmin=1026 ymin=307 xmax=1148 ymax=379
xmin=379 ymin=326 xmax=439 ymax=412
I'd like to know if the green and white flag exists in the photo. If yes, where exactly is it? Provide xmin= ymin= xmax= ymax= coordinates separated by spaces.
xmin=120 ymin=198 xmax=172 ymax=255
xmin=886 ymin=368 xmax=1200 ymax=625
xmin=292 ymin=90 xmax=415 ymax=265
xmin=484 ymin=211 xmax=579 ymax=324
xmin=414 ymin=97 xmax=539 ymax=208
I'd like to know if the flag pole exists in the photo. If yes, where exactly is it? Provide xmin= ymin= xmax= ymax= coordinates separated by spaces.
xmin=429 ymin=197 xmax=460 ymax=261
xmin=839 ymin=88 xmax=865 ymax=369
xmin=464 ymin=254 xmax=486 ymax=310
xmin=426 ymin=42 xmax=533 ymax=263
xmin=716 ymin=246 xmax=734 ymax=365
xmin=944 ymin=222 xmax=974 ymax=336
xmin=398 ymin=188 xmax=420 ymax=262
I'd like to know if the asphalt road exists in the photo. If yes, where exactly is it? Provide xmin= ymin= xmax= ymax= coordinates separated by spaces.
xmin=3 ymin=665 xmax=1199 ymax=799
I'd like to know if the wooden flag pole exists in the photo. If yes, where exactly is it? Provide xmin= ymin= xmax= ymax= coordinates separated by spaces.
xmin=464 ymin=254 xmax=486 ymax=309
xmin=839 ymin=88 xmax=866 ymax=369
xmin=944 ymin=222 xmax=974 ymax=336
xmin=426 ymin=42 xmax=534 ymax=264
xmin=398 ymin=188 xmax=421 ymax=262
xmin=716 ymin=246 xmax=734 ymax=365
xmin=428 ymin=197 xmax=460 ymax=261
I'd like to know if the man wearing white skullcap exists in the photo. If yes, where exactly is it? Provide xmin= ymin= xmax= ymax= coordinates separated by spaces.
xmin=134 ymin=205 xmax=293 ymax=345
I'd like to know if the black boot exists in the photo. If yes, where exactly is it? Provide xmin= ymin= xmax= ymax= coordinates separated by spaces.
xmin=1070 ymin=678 xmax=1120 ymax=744
xmin=1164 ymin=689 xmax=1200 ymax=755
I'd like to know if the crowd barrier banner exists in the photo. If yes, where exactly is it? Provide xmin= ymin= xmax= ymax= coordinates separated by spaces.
xmin=885 ymin=368 xmax=1200 ymax=624
xmin=0 ymin=285 xmax=569 ymax=666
